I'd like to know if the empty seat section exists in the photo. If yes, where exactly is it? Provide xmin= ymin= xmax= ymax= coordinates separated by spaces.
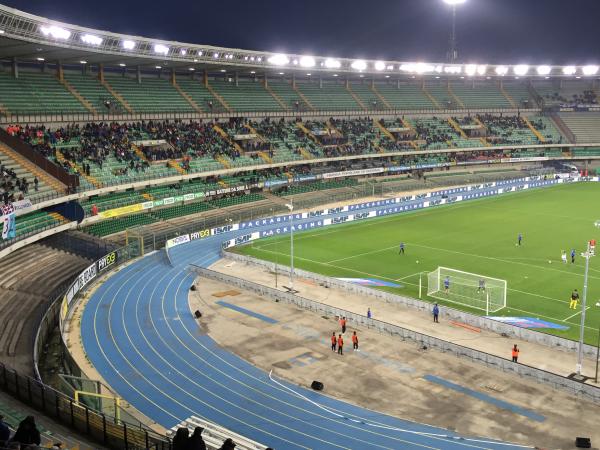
xmin=349 ymin=83 xmax=385 ymax=109
xmin=375 ymin=83 xmax=435 ymax=109
xmin=268 ymin=80 xmax=305 ymax=110
xmin=450 ymin=82 xmax=512 ymax=108
xmin=105 ymin=75 xmax=195 ymax=112
xmin=558 ymin=113 xmax=600 ymax=143
xmin=64 ymin=72 xmax=119 ymax=111
xmin=295 ymin=81 xmax=361 ymax=110
xmin=178 ymin=80 xmax=219 ymax=111
xmin=210 ymin=80 xmax=283 ymax=112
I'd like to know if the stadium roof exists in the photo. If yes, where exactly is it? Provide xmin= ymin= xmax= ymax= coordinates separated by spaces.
xmin=0 ymin=3 xmax=599 ymax=79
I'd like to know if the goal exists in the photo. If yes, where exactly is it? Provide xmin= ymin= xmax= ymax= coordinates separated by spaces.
xmin=427 ymin=266 xmax=506 ymax=314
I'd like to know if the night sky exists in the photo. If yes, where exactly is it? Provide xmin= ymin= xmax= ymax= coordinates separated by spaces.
xmin=5 ymin=0 xmax=600 ymax=64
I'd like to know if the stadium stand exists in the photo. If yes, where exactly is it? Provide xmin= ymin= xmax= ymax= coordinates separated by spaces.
xmin=295 ymin=81 xmax=362 ymax=110
xmin=557 ymin=112 xmax=600 ymax=143
xmin=450 ymin=81 xmax=513 ymax=108
xmin=531 ymin=80 xmax=598 ymax=107
xmin=210 ymin=79 xmax=284 ymax=112
xmin=374 ymin=83 xmax=436 ymax=109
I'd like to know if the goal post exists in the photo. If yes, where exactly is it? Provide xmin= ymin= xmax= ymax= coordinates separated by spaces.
xmin=427 ymin=266 xmax=506 ymax=314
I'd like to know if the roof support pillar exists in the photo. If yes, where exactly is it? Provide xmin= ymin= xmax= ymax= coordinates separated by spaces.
xmin=234 ymin=71 xmax=239 ymax=87
xmin=371 ymin=78 xmax=375 ymax=89
xmin=319 ymin=76 xmax=322 ymax=89
xmin=345 ymin=78 xmax=349 ymax=89
xmin=98 ymin=63 xmax=104 ymax=83
xmin=171 ymin=68 xmax=176 ymax=86
xmin=264 ymin=74 xmax=268 ymax=88
xmin=292 ymin=74 xmax=296 ymax=88
xmin=137 ymin=66 xmax=141 ymax=84
xmin=57 ymin=60 xmax=63 ymax=82
xmin=11 ymin=57 xmax=18 ymax=79
xmin=203 ymin=70 xmax=208 ymax=88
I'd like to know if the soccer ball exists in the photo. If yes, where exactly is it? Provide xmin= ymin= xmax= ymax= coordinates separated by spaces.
xmin=548 ymin=260 xmax=552 ymax=264
xmin=416 ymin=260 xmax=419 ymax=264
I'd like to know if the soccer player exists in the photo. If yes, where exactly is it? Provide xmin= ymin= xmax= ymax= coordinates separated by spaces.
xmin=590 ymin=239 xmax=596 ymax=256
xmin=571 ymin=249 xmax=576 ymax=264
xmin=517 ymin=233 xmax=522 ymax=246
xmin=569 ymin=289 xmax=580 ymax=309
xmin=444 ymin=276 xmax=450 ymax=294
xmin=477 ymin=278 xmax=486 ymax=293
xmin=561 ymin=250 xmax=567 ymax=264
xmin=399 ymin=242 xmax=405 ymax=254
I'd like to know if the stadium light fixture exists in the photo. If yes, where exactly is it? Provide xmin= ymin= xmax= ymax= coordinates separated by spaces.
xmin=155 ymin=65 xmax=162 ymax=69
xmin=250 ymin=71 xmax=256 ymax=74
xmin=154 ymin=44 xmax=169 ymax=55
xmin=465 ymin=64 xmax=477 ymax=76
xmin=495 ymin=65 xmax=508 ymax=76
xmin=562 ymin=66 xmax=577 ymax=76
xmin=374 ymin=61 xmax=386 ymax=71
xmin=444 ymin=65 xmax=462 ymax=74
xmin=81 ymin=34 xmax=102 ymax=46
xmin=213 ymin=52 xmax=219 ymax=58
xmin=385 ymin=75 xmax=390 ymax=78
xmin=119 ymin=63 xmax=126 ymax=67
xmin=477 ymin=65 xmax=487 ymax=76
xmin=36 ymin=57 xmax=45 ymax=61
xmin=40 ymin=25 xmax=71 ymax=40
xmin=536 ymin=65 xmax=552 ymax=76
xmin=443 ymin=0 xmax=466 ymax=4
xmin=299 ymin=56 xmax=316 ymax=68
xmin=122 ymin=40 xmax=135 ymax=50
xmin=188 ymin=67 xmax=195 ymax=71
xmin=180 ymin=49 xmax=187 ymax=56
xmin=0 ymin=30 xmax=5 ymax=34
xmin=513 ymin=65 xmax=529 ymax=76
xmin=351 ymin=60 xmax=367 ymax=71
xmin=79 ymin=60 xmax=87 ymax=64
xmin=324 ymin=58 xmax=341 ymax=69
xmin=333 ymin=74 xmax=338 ymax=77
xmin=387 ymin=65 xmax=394 ymax=70
xmin=582 ymin=65 xmax=599 ymax=76
xmin=292 ymin=59 xmax=298 ymax=65
xmin=220 ymin=69 xmax=226 ymax=72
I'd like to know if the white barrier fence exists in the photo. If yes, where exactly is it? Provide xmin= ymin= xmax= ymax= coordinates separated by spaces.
xmin=191 ymin=264 xmax=600 ymax=405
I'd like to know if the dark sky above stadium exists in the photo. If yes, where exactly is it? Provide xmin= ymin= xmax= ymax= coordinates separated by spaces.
xmin=6 ymin=0 xmax=600 ymax=64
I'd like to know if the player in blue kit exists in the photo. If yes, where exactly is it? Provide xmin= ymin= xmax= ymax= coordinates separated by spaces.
xmin=444 ymin=276 xmax=450 ymax=294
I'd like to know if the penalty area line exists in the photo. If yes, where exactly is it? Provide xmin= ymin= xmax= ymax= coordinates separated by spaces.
xmin=562 ymin=306 xmax=590 ymax=322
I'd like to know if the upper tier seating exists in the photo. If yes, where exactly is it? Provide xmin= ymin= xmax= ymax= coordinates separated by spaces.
xmin=266 ymin=80 xmax=305 ymax=110
xmin=104 ymin=75 xmax=195 ymax=113
xmin=375 ymin=84 xmax=435 ymax=109
xmin=558 ymin=113 xmax=600 ymax=143
xmin=0 ymin=72 xmax=87 ymax=115
xmin=177 ymin=79 xmax=217 ymax=112
xmin=0 ymin=146 xmax=55 ymax=204
xmin=349 ymin=83 xmax=383 ymax=109
xmin=502 ymin=82 xmax=533 ymax=107
xmin=532 ymin=80 xmax=598 ymax=107
xmin=64 ymin=72 xmax=119 ymax=112
xmin=210 ymin=80 xmax=283 ymax=112
xmin=450 ymin=82 xmax=512 ymax=108
xmin=295 ymin=81 xmax=361 ymax=110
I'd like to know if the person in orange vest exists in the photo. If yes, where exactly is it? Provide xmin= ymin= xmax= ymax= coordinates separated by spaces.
xmin=330 ymin=331 xmax=337 ymax=352
xmin=352 ymin=331 xmax=359 ymax=351
xmin=337 ymin=334 xmax=344 ymax=355
xmin=340 ymin=317 xmax=347 ymax=334
xmin=511 ymin=344 xmax=520 ymax=363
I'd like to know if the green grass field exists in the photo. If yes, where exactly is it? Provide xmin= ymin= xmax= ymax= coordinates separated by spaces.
xmin=236 ymin=182 xmax=600 ymax=344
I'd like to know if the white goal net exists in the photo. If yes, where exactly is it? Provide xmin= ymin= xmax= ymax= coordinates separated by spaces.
xmin=427 ymin=266 xmax=506 ymax=314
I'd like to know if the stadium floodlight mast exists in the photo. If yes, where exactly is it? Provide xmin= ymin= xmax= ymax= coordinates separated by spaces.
xmin=443 ymin=0 xmax=466 ymax=63
xmin=576 ymin=241 xmax=594 ymax=377
xmin=285 ymin=201 xmax=295 ymax=293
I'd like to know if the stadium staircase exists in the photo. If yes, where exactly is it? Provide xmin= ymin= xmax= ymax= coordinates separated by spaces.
xmin=244 ymin=124 xmax=273 ymax=164
xmin=447 ymin=118 xmax=469 ymax=139
xmin=548 ymin=113 xmax=576 ymax=144
xmin=99 ymin=78 xmax=133 ymax=113
xmin=0 ymin=102 xmax=9 ymax=116
xmin=58 ymin=77 xmax=97 ymax=114
xmin=173 ymin=81 xmax=203 ymax=113
xmin=522 ymin=116 xmax=546 ymax=143
xmin=168 ymin=159 xmax=187 ymax=174
xmin=289 ymin=81 xmax=316 ymax=111
xmin=298 ymin=147 xmax=313 ymax=159
xmin=500 ymin=85 xmax=517 ymax=108
xmin=373 ymin=119 xmax=396 ymax=141
xmin=205 ymin=83 xmax=232 ymax=112
xmin=370 ymin=84 xmax=392 ymax=109
xmin=296 ymin=122 xmax=319 ymax=143
xmin=263 ymin=81 xmax=290 ymax=111
xmin=472 ymin=117 xmax=492 ymax=147
xmin=421 ymin=85 xmax=441 ymax=108
xmin=447 ymin=84 xmax=465 ymax=108
xmin=215 ymin=155 xmax=231 ymax=169
xmin=0 ymin=143 xmax=64 ymax=195
xmin=345 ymin=83 xmax=367 ymax=110
xmin=54 ymin=149 xmax=101 ymax=189
xmin=212 ymin=124 xmax=243 ymax=153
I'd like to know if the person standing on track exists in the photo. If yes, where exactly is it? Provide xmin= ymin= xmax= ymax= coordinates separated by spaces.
xmin=367 ymin=307 xmax=372 ymax=319
xmin=511 ymin=344 xmax=520 ymax=363
xmin=399 ymin=242 xmax=405 ymax=254
xmin=352 ymin=331 xmax=359 ymax=351
xmin=340 ymin=316 xmax=347 ymax=334
xmin=571 ymin=248 xmax=576 ymax=264
xmin=331 ymin=331 xmax=337 ymax=352
xmin=433 ymin=303 xmax=439 ymax=323
xmin=517 ymin=233 xmax=523 ymax=246
xmin=337 ymin=334 xmax=344 ymax=355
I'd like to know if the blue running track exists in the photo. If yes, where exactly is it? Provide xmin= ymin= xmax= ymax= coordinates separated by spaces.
xmin=81 ymin=202 xmax=535 ymax=449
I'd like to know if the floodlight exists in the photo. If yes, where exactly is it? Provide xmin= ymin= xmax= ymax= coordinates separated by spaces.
xmin=0 ymin=30 xmax=5 ymax=34
xmin=513 ymin=65 xmax=529 ymax=76
xmin=351 ymin=60 xmax=367 ymax=71
xmin=154 ymin=44 xmax=169 ymax=55
xmin=324 ymin=58 xmax=341 ymax=69
xmin=278 ymin=72 xmax=285 ymax=75
xmin=333 ymin=74 xmax=338 ymax=77
xmin=374 ymin=61 xmax=386 ymax=71
xmin=268 ymin=54 xmax=289 ymax=65
xmin=292 ymin=59 xmax=298 ymax=65
xmin=198 ymin=51 xmax=203 ymax=56
xmin=188 ymin=68 xmax=195 ymax=71
xmin=250 ymin=71 xmax=256 ymax=74
xmin=119 ymin=63 xmax=126 ymax=67
xmin=213 ymin=52 xmax=219 ymax=58
xmin=80 ymin=60 xmax=87 ymax=64
xmin=465 ymin=64 xmax=477 ymax=76
xmin=122 ymin=40 xmax=135 ymax=50
xmin=220 ymin=69 xmax=226 ymax=72
xmin=443 ymin=0 xmax=466 ymax=4
xmin=495 ymin=66 xmax=508 ymax=76
xmin=477 ymin=65 xmax=487 ymax=75
xmin=81 ymin=34 xmax=102 ymax=46
xmin=299 ymin=56 xmax=315 ymax=68
xmin=40 ymin=25 xmax=70 ymax=40
xmin=180 ymin=49 xmax=187 ymax=55
xmin=257 ymin=57 xmax=262 ymax=62
xmin=306 ymin=73 xmax=311 ymax=76
xmin=155 ymin=65 xmax=162 ymax=69
xmin=434 ymin=65 xmax=444 ymax=73
xmin=562 ymin=66 xmax=577 ymax=75
xmin=444 ymin=65 xmax=462 ymax=74
xmin=582 ymin=65 xmax=599 ymax=76
xmin=385 ymin=75 xmax=390 ymax=78
xmin=536 ymin=65 xmax=551 ymax=76
xmin=36 ymin=57 xmax=45 ymax=61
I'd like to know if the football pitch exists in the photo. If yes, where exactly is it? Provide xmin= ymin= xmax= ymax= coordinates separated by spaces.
xmin=237 ymin=182 xmax=600 ymax=344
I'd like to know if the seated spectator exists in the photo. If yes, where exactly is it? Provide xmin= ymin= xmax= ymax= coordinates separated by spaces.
xmin=218 ymin=438 xmax=236 ymax=450
xmin=172 ymin=427 xmax=190 ymax=450
xmin=0 ymin=414 xmax=10 ymax=446
xmin=9 ymin=416 xmax=40 ymax=450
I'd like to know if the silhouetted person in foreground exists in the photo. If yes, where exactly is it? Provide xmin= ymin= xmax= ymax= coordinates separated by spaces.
xmin=188 ymin=426 xmax=207 ymax=450
xmin=10 ymin=416 xmax=40 ymax=450
xmin=172 ymin=427 xmax=190 ymax=450
xmin=219 ymin=438 xmax=236 ymax=450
